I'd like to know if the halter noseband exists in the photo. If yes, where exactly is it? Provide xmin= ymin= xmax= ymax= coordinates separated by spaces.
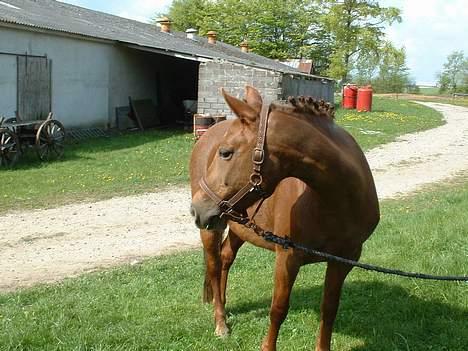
xmin=199 ymin=103 xmax=271 ymax=224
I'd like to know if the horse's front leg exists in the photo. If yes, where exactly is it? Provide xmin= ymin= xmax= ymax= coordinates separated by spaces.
xmin=261 ymin=252 xmax=300 ymax=351
xmin=200 ymin=229 xmax=229 ymax=337
xmin=220 ymin=229 xmax=245 ymax=305
xmin=315 ymin=249 xmax=360 ymax=351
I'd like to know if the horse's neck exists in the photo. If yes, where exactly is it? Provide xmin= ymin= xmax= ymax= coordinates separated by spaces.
xmin=270 ymin=114 xmax=359 ymax=195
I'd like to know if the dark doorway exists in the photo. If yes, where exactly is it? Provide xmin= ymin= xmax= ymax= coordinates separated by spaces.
xmin=152 ymin=54 xmax=199 ymax=126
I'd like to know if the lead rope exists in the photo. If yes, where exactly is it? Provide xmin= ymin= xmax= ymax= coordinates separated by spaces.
xmin=241 ymin=219 xmax=468 ymax=282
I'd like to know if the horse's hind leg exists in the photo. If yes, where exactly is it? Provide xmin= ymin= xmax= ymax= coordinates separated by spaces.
xmin=200 ymin=229 xmax=229 ymax=337
xmin=220 ymin=229 xmax=245 ymax=305
xmin=315 ymin=250 xmax=360 ymax=351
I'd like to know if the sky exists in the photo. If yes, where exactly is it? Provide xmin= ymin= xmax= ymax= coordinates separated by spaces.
xmin=58 ymin=0 xmax=468 ymax=86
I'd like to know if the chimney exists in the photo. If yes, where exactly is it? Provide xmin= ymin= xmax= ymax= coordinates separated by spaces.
xmin=186 ymin=28 xmax=198 ymax=40
xmin=156 ymin=16 xmax=172 ymax=33
xmin=207 ymin=31 xmax=217 ymax=44
xmin=240 ymin=40 xmax=249 ymax=53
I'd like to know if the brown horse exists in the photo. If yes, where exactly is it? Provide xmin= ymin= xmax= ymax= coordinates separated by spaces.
xmin=190 ymin=86 xmax=379 ymax=350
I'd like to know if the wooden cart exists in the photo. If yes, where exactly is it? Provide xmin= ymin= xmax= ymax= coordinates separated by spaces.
xmin=0 ymin=113 xmax=65 ymax=167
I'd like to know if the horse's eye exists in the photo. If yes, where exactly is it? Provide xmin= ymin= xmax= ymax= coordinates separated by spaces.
xmin=219 ymin=148 xmax=234 ymax=160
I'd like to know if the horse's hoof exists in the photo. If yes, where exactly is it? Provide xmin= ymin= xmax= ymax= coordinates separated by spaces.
xmin=215 ymin=323 xmax=229 ymax=338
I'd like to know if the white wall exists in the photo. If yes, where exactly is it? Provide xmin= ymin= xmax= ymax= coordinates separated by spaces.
xmin=0 ymin=27 xmax=160 ymax=128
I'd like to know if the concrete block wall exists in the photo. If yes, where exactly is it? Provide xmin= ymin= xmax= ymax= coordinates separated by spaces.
xmin=197 ymin=61 xmax=283 ymax=118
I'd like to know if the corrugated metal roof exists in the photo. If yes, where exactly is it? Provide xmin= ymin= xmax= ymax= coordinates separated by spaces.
xmin=0 ymin=0 xmax=330 ymax=77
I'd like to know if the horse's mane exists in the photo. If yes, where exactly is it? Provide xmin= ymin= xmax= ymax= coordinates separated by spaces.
xmin=270 ymin=96 xmax=335 ymax=122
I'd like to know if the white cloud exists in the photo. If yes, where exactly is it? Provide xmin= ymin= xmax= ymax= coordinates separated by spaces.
xmin=381 ymin=0 xmax=468 ymax=84
xmin=116 ymin=0 xmax=172 ymax=23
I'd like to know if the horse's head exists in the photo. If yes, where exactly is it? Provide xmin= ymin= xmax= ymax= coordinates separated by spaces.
xmin=191 ymin=86 xmax=283 ymax=230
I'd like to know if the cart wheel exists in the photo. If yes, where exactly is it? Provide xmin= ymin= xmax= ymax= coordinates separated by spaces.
xmin=0 ymin=128 xmax=20 ymax=167
xmin=35 ymin=120 xmax=66 ymax=161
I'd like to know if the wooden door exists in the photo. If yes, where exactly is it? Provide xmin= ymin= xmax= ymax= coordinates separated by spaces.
xmin=17 ymin=56 xmax=51 ymax=120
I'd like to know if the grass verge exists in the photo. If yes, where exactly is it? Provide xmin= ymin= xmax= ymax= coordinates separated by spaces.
xmin=377 ymin=93 xmax=468 ymax=108
xmin=1 ymin=178 xmax=466 ymax=350
xmin=0 ymin=97 xmax=443 ymax=213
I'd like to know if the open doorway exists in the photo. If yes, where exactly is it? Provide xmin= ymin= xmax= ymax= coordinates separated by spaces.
xmin=119 ymin=46 xmax=199 ymax=130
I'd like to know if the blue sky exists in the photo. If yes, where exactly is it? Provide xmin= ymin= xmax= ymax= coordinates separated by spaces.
xmin=59 ymin=0 xmax=468 ymax=85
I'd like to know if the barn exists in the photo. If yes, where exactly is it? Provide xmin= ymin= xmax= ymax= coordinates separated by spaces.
xmin=0 ymin=0 xmax=335 ymax=129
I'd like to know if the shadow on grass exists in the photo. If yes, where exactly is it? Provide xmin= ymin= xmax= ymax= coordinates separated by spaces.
xmin=228 ymin=280 xmax=467 ymax=350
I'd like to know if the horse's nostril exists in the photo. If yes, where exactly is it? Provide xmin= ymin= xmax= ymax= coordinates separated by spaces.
xmin=190 ymin=204 xmax=196 ymax=217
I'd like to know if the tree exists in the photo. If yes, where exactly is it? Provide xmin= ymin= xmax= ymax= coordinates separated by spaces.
xmin=160 ymin=0 xmax=334 ymax=74
xmin=350 ymin=41 xmax=411 ymax=93
xmin=159 ymin=0 xmax=402 ymax=78
xmin=156 ymin=0 xmax=214 ymax=33
xmin=437 ymin=51 xmax=468 ymax=93
xmin=321 ymin=0 xmax=401 ymax=83
xmin=352 ymin=50 xmax=380 ymax=86
xmin=373 ymin=43 xmax=410 ymax=93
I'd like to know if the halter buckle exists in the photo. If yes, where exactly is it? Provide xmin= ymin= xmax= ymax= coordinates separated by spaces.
xmin=252 ymin=148 xmax=264 ymax=165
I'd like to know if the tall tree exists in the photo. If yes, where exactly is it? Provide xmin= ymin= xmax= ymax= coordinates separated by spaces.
xmin=437 ymin=51 xmax=468 ymax=93
xmin=322 ymin=0 xmax=401 ymax=83
xmin=351 ymin=41 xmax=410 ymax=93
xmin=372 ymin=43 xmax=410 ymax=93
xmin=157 ymin=0 xmax=214 ymax=33
xmin=160 ymin=0 xmax=334 ymax=74
xmin=159 ymin=0 xmax=402 ymax=78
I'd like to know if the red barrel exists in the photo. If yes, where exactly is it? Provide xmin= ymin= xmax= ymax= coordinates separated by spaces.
xmin=193 ymin=114 xmax=227 ymax=140
xmin=342 ymin=84 xmax=358 ymax=109
xmin=193 ymin=114 xmax=214 ymax=140
xmin=356 ymin=86 xmax=373 ymax=112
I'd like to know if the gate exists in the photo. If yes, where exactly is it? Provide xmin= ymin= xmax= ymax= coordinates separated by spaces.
xmin=17 ymin=55 xmax=52 ymax=120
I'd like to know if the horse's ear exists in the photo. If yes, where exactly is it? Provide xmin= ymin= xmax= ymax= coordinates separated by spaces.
xmin=222 ymin=88 xmax=258 ymax=124
xmin=244 ymin=85 xmax=263 ymax=115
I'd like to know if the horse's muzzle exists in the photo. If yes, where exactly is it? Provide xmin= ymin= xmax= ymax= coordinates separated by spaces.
xmin=190 ymin=201 xmax=227 ymax=231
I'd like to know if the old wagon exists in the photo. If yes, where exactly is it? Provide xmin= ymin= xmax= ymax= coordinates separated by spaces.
xmin=0 ymin=113 xmax=65 ymax=167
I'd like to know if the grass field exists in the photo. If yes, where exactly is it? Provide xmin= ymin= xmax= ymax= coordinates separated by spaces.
xmin=413 ymin=96 xmax=468 ymax=108
xmin=0 ymin=98 xmax=443 ymax=213
xmin=378 ymin=93 xmax=468 ymax=108
xmin=418 ymin=87 xmax=440 ymax=96
xmin=0 ymin=177 xmax=466 ymax=350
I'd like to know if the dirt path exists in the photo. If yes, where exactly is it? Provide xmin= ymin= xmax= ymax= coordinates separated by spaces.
xmin=1 ymin=102 xmax=467 ymax=292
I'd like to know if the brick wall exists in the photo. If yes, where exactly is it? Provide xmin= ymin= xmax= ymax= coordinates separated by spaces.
xmin=197 ymin=61 xmax=283 ymax=118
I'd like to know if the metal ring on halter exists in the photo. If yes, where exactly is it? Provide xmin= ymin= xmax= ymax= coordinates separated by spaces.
xmin=250 ymin=173 xmax=263 ymax=186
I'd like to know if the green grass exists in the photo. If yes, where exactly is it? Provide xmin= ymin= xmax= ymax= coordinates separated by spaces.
xmin=335 ymin=97 xmax=443 ymax=150
xmin=378 ymin=93 xmax=468 ymax=108
xmin=418 ymin=87 xmax=441 ymax=96
xmin=0 ymin=97 xmax=443 ymax=213
xmin=0 ymin=130 xmax=193 ymax=213
xmin=1 ymin=178 xmax=467 ymax=350
xmin=411 ymin=96 xmax=468 ymax=108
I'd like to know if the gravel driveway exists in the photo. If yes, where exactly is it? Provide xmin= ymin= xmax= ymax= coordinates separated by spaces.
xmin=1 ymin=102 xmax=467 ymax=292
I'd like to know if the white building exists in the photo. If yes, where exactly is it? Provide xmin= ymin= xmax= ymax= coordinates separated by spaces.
xmin=0 ymin=0 xmax=334 ymax=129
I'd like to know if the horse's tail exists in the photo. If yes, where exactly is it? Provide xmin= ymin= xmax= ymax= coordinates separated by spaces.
xmin=202 ymin=249 xmax=214 ymax=304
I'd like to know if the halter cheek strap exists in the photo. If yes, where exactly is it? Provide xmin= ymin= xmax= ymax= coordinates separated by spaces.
xmin=199 ymin=102 xmax=271 ymax=223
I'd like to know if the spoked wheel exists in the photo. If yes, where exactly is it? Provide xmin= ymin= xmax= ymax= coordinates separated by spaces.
xmin=0 ymin=128 xmax=20 ymax=167
xmin=35 ymin=120 xmax=66 ymax=161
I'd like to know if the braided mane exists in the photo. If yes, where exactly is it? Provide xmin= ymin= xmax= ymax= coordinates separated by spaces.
xmin=271 ymin=96 xmax=335 ymax=122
